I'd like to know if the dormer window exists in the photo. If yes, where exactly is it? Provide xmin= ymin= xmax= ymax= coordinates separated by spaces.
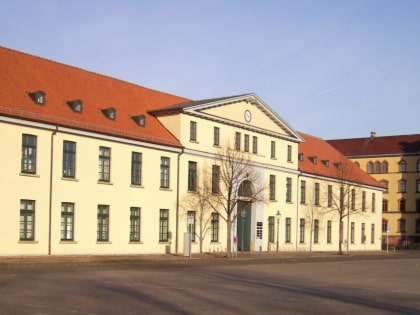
xmin=309 ymin=156 xmax=317 ymax=164
xmin=101 ymin=107 xmax=116 ymax=120
xmin=66 ymin=99 xmax=83 ymax=113
xmin=321 ymin=160 xmax=330 ymax=167
xmin=28 ymin=90 xmax=45 ymax=105
xmin=298 ymin=153 xmax=304 ymax=161
xmin=132 ymin=115 xmax=145 ymax=126
xmin=334 ymin=162 xmax=342 ymax=170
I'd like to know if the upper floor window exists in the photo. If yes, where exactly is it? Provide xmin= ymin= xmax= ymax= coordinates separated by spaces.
xmin=375 ymin=161 xmax=381 ymax=173
xmin=21 ymin=134 xmax=37 ymax=174
xmin=252 ymin=136 xmax=258 ymax=154
xmin=270 ymin=141 xmax=276 ymax=159
xmin=287 ymin=145 xmax=292 ymax=162
xmin=213 ymin=127 xmax=220 ymax=146
xmin=351 ymin=189 xmax=356 ymax=210
xmin=382 ymin=161 xmax=388 ymax=173
xmin=382 ymin=219 xmax=388 ymax=232
xmin=382 ymin=199 xmax=388 ymax=212
xmin=398 ymin=218 xmax=406 ymax=233
xmin=190 ymin=121 xmax=197 ymax=141
xmin=417 ymin=199 xmax=420 ymax=212
xmin=160 ymin=157 xmax=170 ymax=189
xmin=417 ymin=160 xmax=420 ymax=172
xmin=399 ymin=179 xmax=407 ymax=193
xmin=327 ymin=185 xmax=332 ymax=207
xmin=399 ymin=160 xmax=407 ymax=173
xmin=416 ymin=179 xmax=420 ymax=193
xmin=62 ymin=141 xmax=76 ymax=178
xmin=269 ymin=175 xmax=276 ymax=201
xmin=235 ymin=132 xmax=241 ymax=150
xmin=399 ymin=199 xmax=406 ymax=212
xmin=381 ymin=180 xmax=389 ymax=193
xmin=366 ymin=162 xmax=373 ymax=174
xmin=286 ymin=177 xmax=292 ymax=202
xmin=300 ymin=180 xmax=306 ymax=204
xmin=371 ymin=193 xmax=376 ymax=213
xmin=188 ymin=161 xmax=197 ymax=192
xmin=314 ymin=182 xmax=320 ymax=206
xmin=362 ymin=191 xmax=366 ymax=212
xmin=28 ymin=90 xmax=45 ymax=105
xmin=98 ymin=146 xmax=111 ymax=182
xmin=131 ymin=152 xmax=142 ymax=186
xmin=212 ymin=165 xmax=220 ymax=194
xmin=244 ymin=135 xmax=250 ymax=152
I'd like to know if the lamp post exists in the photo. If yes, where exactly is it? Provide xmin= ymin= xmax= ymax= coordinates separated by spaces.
xmin=240 ymin=209 xmax=247 ymax=253
xmin=276 ymin=210 xmax=281 ymax=252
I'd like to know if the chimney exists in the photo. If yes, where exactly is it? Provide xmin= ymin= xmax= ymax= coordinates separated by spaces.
xmin=370 ymin=131 xmax=376 ymax=139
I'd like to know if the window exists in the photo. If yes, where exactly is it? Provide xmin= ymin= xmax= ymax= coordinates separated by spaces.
xmin=130 ymin=207 xmax=141 ymax=242
xmin=382 ymin=199 xmax=388 ymax=212
xmin=417 ymin=160 xmax=420 ymax=172
xmin=351 ymin=189 xmax=355 ymax=210
xmin=244 ymin=135 xmax=249 ymax=152
xmin=340 ymin=186 xmax=344 ymax=209
xmin=270 ymin=141 xmax=276 ymax=158
xmin=131 ymin=152 xmax=142 ymax=185
xmin=366 ymin=161 xmax=373 ymax=173
xmin=314 ymin=183 xmax=320 ymax=206
xmin=98 ymin=146 xmax=111 ymax=182
xmin=372 ymin=193 xmax=376 ymax=213
xmin=327 ymin=220 xmax=332 ymax=244
xmin=212 ymin=165 xmax=220 ymax=194
xmin=314 ymin=219 xmax=319 ymax=243
xmin=211 ymin=213 xmax=219 ymax=242
xmin=371 ymin=224 xmax=375 ymax=244
xmin=300 ymin=180 xmax=306 ymax=204
xmin=287 ymin=145 xmax=292 ymax=162
xmin=416 ymin=219 xmax=420 ymax=233
xmin=350 ymin=222 xmax=355 ymax=243
xmin=213 ymin=127 xmax=220 ymax=146
xmin=62 ymin=141 xmax=76 ymax=178
xmin=416 ymin=199 xmax=420 ymax=212
xmin=132 ymin=115 xmax=145 ymax=126
xmin=327 ymin=185 xmax=332 ymax=207
xmin=285 ymin=217 xmax=291 ymax=243
xmin=361 ymin=223 xmax=366 ymax=243
xmin=299 ymin=218 xmax=305 ymax=243
xmin=188 ymin=161 xmax=197 ymax=191
xmin=286 ymin=177 xmax=292 ymax=202
xmin=28 ymin=90 xmax=45 ymax=105
xmin=20 ymin=199 xmax=35 ymax=241
xmin=159 ymin=209 xmax=169 ymax=242
xmin=235 ymin=132 xmax=241 ymax=150
xmin=399 ymin=199 xmax=406 ymax=212
xmin=362 ymin=191 xmax=366 ymax=212
xmin=381 ymin=180 xmax=389 ymax=193
xmin=97 ymin=205 xmax=109 ymax=242
xmin=252 ymin=136 xmax=258 ymax=154
xmin=399 ymin=179 xmax=406 ymax=193
xmin=21 ymin=134 xmax=37 ymax=174
xmin=268 ymin=216 xmax=275 ymax=243
xmin=375 ymin=161 xmax=381 ymax=173
xmin=382 ymin=161 xmax=388 ymax=173
xmin=399 ymin=160 xmax=407 ymax=173
xmin=187 ymin=211 xmax=196 ymax=242
xmin=160 ymin=157 xmax=170 ymax=188
xmin=269 ymin=175 xmax=276 ymax=200
xmin=61 ymin=202 xmax=74 ymax=241
xmin=398 ymin=218 xmax=406 ymax=233
xmin=382 ymin=219 xmax=388 ymax=232
xmin=190 ymin=121 xmax=197 ymax=141
xmin=416 ymin=179 xmax=420 ymax=193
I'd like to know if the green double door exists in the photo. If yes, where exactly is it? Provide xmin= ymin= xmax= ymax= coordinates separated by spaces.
xmin=237 ymin=201 xmax=251 ymax=251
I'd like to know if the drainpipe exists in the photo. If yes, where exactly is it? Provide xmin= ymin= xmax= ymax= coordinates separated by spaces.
xmin=175 ymin=147 xmax=184 ymax=254
xmin=48 ymin=126 xmax=58 ymax=255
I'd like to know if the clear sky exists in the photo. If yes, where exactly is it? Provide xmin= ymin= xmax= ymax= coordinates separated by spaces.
xmin=2 ymin=0 xmax=419 ymax=139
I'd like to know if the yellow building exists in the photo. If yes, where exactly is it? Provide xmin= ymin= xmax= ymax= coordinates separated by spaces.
xmin=0 ymin=46 xmax=383 ymax=256
xmin=328 ymin=132 xmax=420 ymax=248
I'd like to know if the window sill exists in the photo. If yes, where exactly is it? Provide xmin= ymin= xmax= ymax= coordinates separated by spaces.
xmin=19 ymin=173 xmax=40 ymax=178
xmin=18 ymin=240 xmax=39 ymax=244
xmin=159 ymin=187 xmax=172 ymax=192
xmin=60 ymin=240 xmax=77 ymax=244
xmin=129 ymin=241 xmax=144 ymax=244
xmin=96 ymin=241 xmax=112 ymax=244
xmin=130 ymin=184 xmax=144 ymax=189
xmin=97 ymin=181 xmax=114 ymax=185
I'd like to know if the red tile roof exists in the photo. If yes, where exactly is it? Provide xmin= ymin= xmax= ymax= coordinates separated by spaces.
xmin=327 ymin=134 xmax=420 ymax=157
xmin=0 ymin=46 xmax=190 ymax=147
xmin=298 ymin=132 xmax=383 ymax=188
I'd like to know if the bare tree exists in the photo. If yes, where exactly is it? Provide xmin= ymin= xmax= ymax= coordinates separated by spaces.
xmin=205 ymin=145 xmax=266 ymax=258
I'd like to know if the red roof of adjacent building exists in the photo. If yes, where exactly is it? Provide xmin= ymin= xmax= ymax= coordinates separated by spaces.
xmin=298 ymin=132 xmax=383 ymax=188
xmin=327 ymin=133 xmax=420 ymax=157
xmin=0 ymin=46 xmax=190 ymax=147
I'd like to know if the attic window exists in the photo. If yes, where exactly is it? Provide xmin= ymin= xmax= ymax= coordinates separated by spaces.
xmin=66 ymin=99 xmax=83 ymax=113
xmin=321 ymin=160 xmax=330 ymax=167
xmin=101 ymin=107 xmax=116 ymax=120
xmin=132 ymin=115 xmax=145 ymax=126
xmin=309 ymin=156 xmax=317 ymax=164
xmin=28 ymin=90 xmax=45 ymax=105
xmin=334 ymin=162 xmax=342 ymax=170
xmin=298 ymin=153 xmax=304 ymax=161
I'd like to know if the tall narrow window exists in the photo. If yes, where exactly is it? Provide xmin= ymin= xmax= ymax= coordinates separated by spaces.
xmin=20 ymin=199 xmax=35 ymax=241
xmin=252 ymin=136 xmax=258 ymax=154
xmin=314 ymin=183 xmax=320 ymax=206
xmin=366 ymin=162 xmax=373 ymax=173
xmin=361 ymin=223 xmax=366 ymax=243
xmin=188 ymin=161 xmax=197 ymax=191
xmin=416 ymin=219 xmax=420 ymax=233
xmin=269 ymin=175 xmax=276 ymax=200
xmin=299 ymin=218 xmax=305 ymax=243
xmin=399 ymin=179 xmax=406 ymax=193
xmin=159 ymin=209 xmax=169 ymax=242
xmin=286 ymin=177 xmax=292 ymax=202
xmin=62 ymin=141 xmax=76 ymax=178
xmin=417 ymin=160 xmax=420 ymax=172
xmin=398 ymin=219 xmax=406 ymax=233
xmin=285 ymin=217 xmax=291 ymax=243
xmin=235 ymin=132 xmax=241 ymax=150
xmin=187 ymin=211 xmax=196 ymax=242
xmin=190 ymin=121 xmax=197 ymax=141
xmin=328 ymin=185 xmax=332 ymax=207
xmin=362 ymin=191 xmax=366 ymax=211
xmin=160 ymin=157 xmax=170 ymax=188
xmin=97 ymin=205 xmax=109 ymax=242
xmin=61 ymin=202 xmax=74 ymax=241
xmin=416 ymin=180 xmax=420 ymax=193
xmin=213 ymin=127 xmax=220 ymax=146
xmin=244 ymin=135 xmax=250 ymax=152
xmin=211 ymin=213 xmax=219 ymax=242
xmin=350 ymin=222 xmax=355 ymax=243
xmin=382 ymin=219 xmax=388 ymax=232
xmin=327 ymin=220 xmax=332 ymax=244
xmin=399 ymin=199 xmax=406 ymax=212
xmin=131 ymin=152 xmax=142 ymax=185
xmin=399 ymin=160 xmax=407 ymax=173
xmin=375 ymin=161 xmax=381 ymax=173
xmin=98 ymin=146 xmax=111 ymax=182
xmin=268 ymin=216 xmax=275 ymax=243
xmin=130 ymin=207 xmax=141 ymax=242
xmin=287 ymin=145 xmax=292 ymax=162
xmin=314 ymin=219 xmax=319 ymax=243
xmin=351 ymin=189 xmax=355 ymax=210
xmin=382 ymin=161 xmax=388 ymax=173
xmin=21 ymin=134 xmax=37 ymax=174
xmin=372 ymin=193 xmax=376 ymax=213
xmin=300 ymin=180 xmax=306 ymax=204
xmin=382 ymin=199 xmax=388 ymax=212
xmin=212 ymin=165 xmax=220 ymax=194
xmin=416 ymin=199 xmax=420 ymax=212
xmin=270 ymin=141 xmax=276 ymax=159
xmin=371 ymin=224 xmax=375 ymax=244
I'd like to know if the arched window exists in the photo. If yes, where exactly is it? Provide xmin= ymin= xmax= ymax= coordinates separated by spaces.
xmin=382 ymin=161 xmax=388 ymax=173
xmin=381 ymin=180 xmax=388 ymax=193
xmin=375 ymin=161 xmax=381 ymax=173
xmin=354 ymin=161 xmax=360 ymax=168
xmin=238 ymin=180 xmax=253 ymax=197
xmin=399 ymin=199 xmax=406 ymax=212
xmin=382 ymin=219 xmax=388 ymax=232
xmin=366 ymin=161 xmax=373 ymax=174
xmin=399 ymin=179 xmax=407 ymax=193
xmin=398 ymin=218 xmax=406 ymax=233
xmin=382 ymin=199 xmax=388 ymax=212
xmin=399 ymin=160 xmax=407 ymax=173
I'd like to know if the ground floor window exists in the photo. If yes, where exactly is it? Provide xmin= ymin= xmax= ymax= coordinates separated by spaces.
xmin=97 ymin=205 xmax=109 ymax=241
xmin=130 ymin=207 xmax=141 ymax=242
xmin=61 ymin=202 xmax=74 ymax=241
xmin=327 ymin=220 xmax=332 ymax=244
xmin=159 ymin=209 xmax=169 ymax=242
xmin=314 ymin=219 xmax=319 ymax=244
xmin=20 ymin=199 xmax=35 ymax=241
xmin=285 ymin=217 xmax=291 ymax=243
xmin=268 ymin=216 xmax=275 ymax=243
xmin=187 ymin=211 xmax=196 ymax=242
xmin=211 ymin=213 xmax=219 ymax=242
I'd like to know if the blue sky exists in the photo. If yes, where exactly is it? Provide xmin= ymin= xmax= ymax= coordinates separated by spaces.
xmin=2 ymin=0 xmax=419 ymax=139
